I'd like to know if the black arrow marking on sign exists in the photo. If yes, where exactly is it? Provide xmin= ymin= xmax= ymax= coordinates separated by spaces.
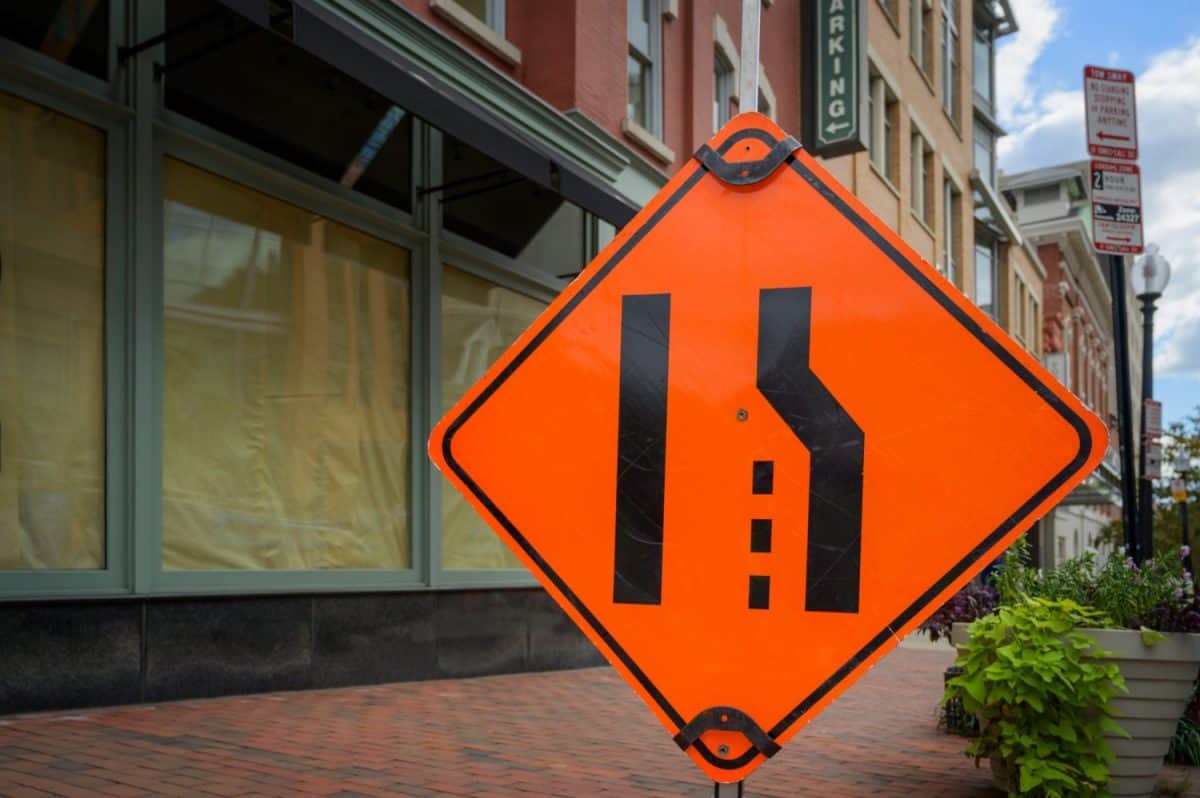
xmin=612 ymin=293 xmax=671 ymax=605
xmin=756 ymin=287 xmax=865 ymax=614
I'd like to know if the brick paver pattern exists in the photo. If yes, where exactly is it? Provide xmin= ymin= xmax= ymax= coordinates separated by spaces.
xmin=0 ymin=649 xmax=1022 ymax=797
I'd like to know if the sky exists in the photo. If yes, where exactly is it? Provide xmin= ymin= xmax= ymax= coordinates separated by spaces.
xmin=995 ymin=0 xmax=1200 ymax=427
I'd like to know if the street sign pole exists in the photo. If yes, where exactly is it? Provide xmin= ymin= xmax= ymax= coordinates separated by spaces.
xmin=1107 ymin=253 xmax=1141 ymax=560
xmin=738 ymin=0 xmax=761 ymax=115
xmin=711 ymin=6 xmax=760 ymax=794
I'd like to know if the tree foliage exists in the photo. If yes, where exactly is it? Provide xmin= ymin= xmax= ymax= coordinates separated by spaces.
xmin=1101 ymin=404 xmax=1200 ymax=557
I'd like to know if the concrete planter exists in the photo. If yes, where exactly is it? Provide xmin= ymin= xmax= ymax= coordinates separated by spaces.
xmin=949 ymin=622 xmax=1200 ymax=797
xmin=1083 ymin=628 xmax=1200 ymax=797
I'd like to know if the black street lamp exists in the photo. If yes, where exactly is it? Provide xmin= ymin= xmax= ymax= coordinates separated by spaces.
xmin=1132 ymin=244 xmax=1171 ymax=561
xmin=1175 ymin=449 xmax=1193 ymax=577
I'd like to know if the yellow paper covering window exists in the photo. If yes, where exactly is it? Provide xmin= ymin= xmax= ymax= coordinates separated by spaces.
xmin=440 ymin=266 xmax=546 ymax=569
xmin=163 ymin=159 xmax=411 ymax=570
xmin=0 ymin=92 xmax=106 ymax=570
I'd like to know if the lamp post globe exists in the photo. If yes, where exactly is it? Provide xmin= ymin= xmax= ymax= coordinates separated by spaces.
xmin=1132 ymin=243 xmax=1172 ymax=299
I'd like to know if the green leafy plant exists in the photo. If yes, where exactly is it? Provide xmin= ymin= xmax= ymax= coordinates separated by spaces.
xmin=990 ymin=537 xmax=1195 ymax=632
xmin=1168 ymin=715 xmax=1200 ymax=766
xmin=945 ymin=597 xmax=1128 ymax=797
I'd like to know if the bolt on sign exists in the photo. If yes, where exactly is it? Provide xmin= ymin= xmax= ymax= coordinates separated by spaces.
xmin=1084 ymin=66 xmax=1138 ymax=161
xmin=429 ymin=114 xmax=1108 ymax=784
xmin=1090 ymin=159 xmax=1143 ymax=254
xmin=804 ymin=0 xmax=868 ymax=158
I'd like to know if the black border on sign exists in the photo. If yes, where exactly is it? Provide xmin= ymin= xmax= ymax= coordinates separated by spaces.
xmin=441 ymin=128 xmax=1093 ymax=771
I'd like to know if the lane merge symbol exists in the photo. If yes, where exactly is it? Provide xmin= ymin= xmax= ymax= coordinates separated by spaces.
xmin=612 ymin=287 xmax=865 ymax=614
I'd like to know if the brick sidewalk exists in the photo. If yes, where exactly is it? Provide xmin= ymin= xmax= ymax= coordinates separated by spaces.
xmin=0 ymin=648 xmax=1186 ymax=797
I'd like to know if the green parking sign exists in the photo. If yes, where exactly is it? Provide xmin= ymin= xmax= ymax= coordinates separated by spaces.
xmin=805 ymin=0 xmax=868 ymax=157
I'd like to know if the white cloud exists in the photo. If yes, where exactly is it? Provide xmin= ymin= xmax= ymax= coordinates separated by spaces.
xmin=996 ymin=0 xmax=1065 ymax=130
xmin=999 ymin=34 xmax=1200 ymax=377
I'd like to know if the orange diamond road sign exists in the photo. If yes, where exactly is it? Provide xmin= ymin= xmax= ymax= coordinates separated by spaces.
xmin=428 ymin=114 xmax=1107 ymax=784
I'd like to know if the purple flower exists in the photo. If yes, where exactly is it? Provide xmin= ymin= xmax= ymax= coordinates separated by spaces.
xmin=1177 ymin=588 xmax=1186 ymax=600
xmin=1183 ymin=545 xmax=1192 ymax=559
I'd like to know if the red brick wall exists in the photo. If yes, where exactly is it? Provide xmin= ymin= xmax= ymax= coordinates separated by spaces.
xmin=395 ymin=1 xmax=803 ymax=175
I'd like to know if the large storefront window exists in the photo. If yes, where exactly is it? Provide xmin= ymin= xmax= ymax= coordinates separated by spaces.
xmin=440 ymin=266 xmax=546 ymax=569
xmin=0 ymin=91 xmax=106 ymax=570
xmin=162 ymin=159 xmax=411 ymax=570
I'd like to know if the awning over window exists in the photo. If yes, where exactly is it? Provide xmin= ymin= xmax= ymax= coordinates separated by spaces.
xmin=215 ymin=0 xmax=638 ymax=227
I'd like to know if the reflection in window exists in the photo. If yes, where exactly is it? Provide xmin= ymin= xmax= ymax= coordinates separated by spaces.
xmin=163 ymin=159 xmax=411 ymax=570
xmin=0 ymin=91 xmax=106 ymax=570
xmin=974 ymin=24 xmax=994 ymax=110
xmin=974 ymin=119 xmax=995 ymax=187
xmin=165 ymin=0 xmax=413 ymax=213
xmin=441 ymin=136 xmax=584 ymax=283
xmin=0 ymin=2 xmax=109 ymax=80
xmin=441 ymin=267 xmax=545 ymax=569
xmin=974 ymin=237 xmax=996 ymax=318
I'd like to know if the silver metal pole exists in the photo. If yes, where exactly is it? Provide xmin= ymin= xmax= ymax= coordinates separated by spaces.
xmin=738 ymin=0 xmax=761 ymax=114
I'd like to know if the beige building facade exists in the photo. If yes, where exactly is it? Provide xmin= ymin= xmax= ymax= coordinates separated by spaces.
xmin=822 ymin=0 xmax=1045 ymax=360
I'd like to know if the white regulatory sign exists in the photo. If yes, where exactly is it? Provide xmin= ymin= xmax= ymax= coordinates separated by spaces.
xmin=1145 ymin=398 xmax=1163 ymax=439
xmin=1084 ymin=66 xmax=1138 ymax=161
xmin=1091 ymin=160 xmax=1143 ymax=254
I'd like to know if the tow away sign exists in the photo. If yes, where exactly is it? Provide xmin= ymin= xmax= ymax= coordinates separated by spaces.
xmin=1084 ymin=66 xmax=1138 ymax=160
xmin=1091 ymin=160 xmax=1143 ymax=254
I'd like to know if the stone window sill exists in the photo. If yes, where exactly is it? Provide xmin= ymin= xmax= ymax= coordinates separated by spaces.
xmin=430 ymin=0 xmax=521 ymax=67
xmin=622 ymin=118 xmax=675 ymax=166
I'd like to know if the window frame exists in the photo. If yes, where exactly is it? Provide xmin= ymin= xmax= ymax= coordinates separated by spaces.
xmin=485 ymin=0 xmax=506 ymax=35
xmin=714 ymin=46 xmax=735 ymax=132
xmin=973 ymin=21 xmax=994 ymax=112
xmin=941 ymin=0 xmax=960 ymax=124
xmin=0 ymin=66 xmax=132 ymax=597
xmin=627 ymin=0 xmax=664 ymax=137
xmin=150 ymin=111 xmax=430 ymax=595
xmin=974 ymin=117 xmax=995 ymax=187
xmin=973 ymin=232 xmax=998 ymax=318
xmin=943 ymin=173 xmax=962 ymax=285
xmin=868 ymin=71 xmax=899 ymax=186
xmin=910 ymin=0 xmax=933 ymax=78
xmin=911 ymin=128 xmax=934 ymax=225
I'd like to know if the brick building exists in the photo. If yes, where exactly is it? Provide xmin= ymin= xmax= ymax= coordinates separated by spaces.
xmin=0 ymin=0 xmax=1059 ymax=713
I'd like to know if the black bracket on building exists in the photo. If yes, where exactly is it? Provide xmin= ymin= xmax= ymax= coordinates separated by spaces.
xmin=155 ymin=9 xmax=294 ymax=79
xmin=117 ymin=8 xmax=231 ymax=64
xmin=418 ymin=168 xmax=538 ymax=205
xmin=118 ymin=6 xmax=294 ymax=79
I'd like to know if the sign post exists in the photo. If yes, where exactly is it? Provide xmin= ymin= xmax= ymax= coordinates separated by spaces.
xmin=1087 ymin=63 xmax=1143 ymax=559
xmin=430 ymin=113 xmax=1109 ymax=786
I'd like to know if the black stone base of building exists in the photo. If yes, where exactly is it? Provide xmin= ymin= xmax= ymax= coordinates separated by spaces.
xmin=0 ymin=589 xmax=605 ymax=715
